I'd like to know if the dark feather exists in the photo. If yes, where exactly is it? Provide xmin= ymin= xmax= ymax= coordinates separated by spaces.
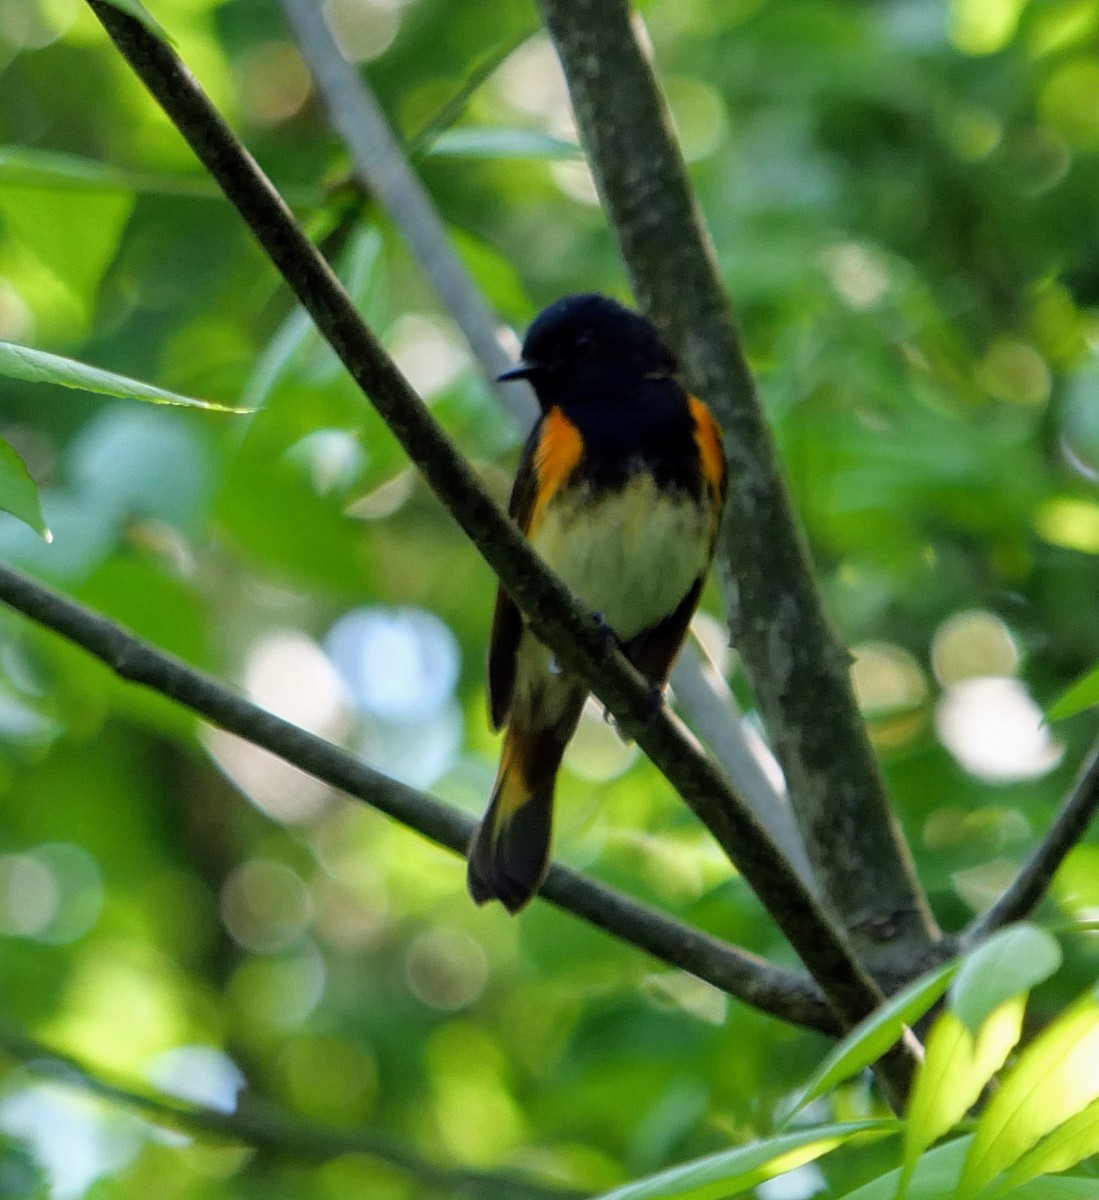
xmin=622 ymin=577 xmax=703 ymax=685
xmin=487 ymin=423 xmax=542 ymax=730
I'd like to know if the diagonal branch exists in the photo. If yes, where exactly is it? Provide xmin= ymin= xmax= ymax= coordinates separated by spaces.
xmin=964 ymin=734 xmax=1099 ymax=946
xmin=0 ymin=1024 xmax=585 ymax=1198
xmin=0 ymin=561 xmax=837 ymax=1035
xmin=277 ymin=0 xmax=538 ymax=428
xmin=276 ymin=0 xmax=813 ymax=889
xmin=535 ymin=0 xmax=940 ymax=980
xmin=83 ymin=0 xmax=906 ymax=1070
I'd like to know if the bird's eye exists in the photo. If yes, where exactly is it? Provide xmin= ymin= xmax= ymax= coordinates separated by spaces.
xmin=575 ymin=331 xmax=596 ymax=359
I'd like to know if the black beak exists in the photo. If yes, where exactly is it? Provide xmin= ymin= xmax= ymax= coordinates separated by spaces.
xmin=497 ymin=361 xmax=537 ymax=382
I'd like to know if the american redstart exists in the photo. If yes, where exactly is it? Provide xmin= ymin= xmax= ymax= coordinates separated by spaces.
xmin=468 ymin=293 xmax=728 ymax=912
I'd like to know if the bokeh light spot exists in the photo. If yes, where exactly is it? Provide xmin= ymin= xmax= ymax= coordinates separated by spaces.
xmin=323 ymin=0 xmax=400 ymax=63
xmin=931 ymin=609 xmax=1019 ymax=685
xmin=975 ymin=338 xmax=1051 ymax=406
xmin=935 ymin=676 xmax=1063 ymax=782
xmin=221 ymin=859 xmax=313 ymax=953
xmin=0 ymin=843 xmax=103 ymax=943
xmin=820 ymin=242 xmax=891 ymax=309
xmin=387 ymin=314 xmax=471 ymax=400
xmin=664 ymin=75 xmax=727 ymax=162
xmin=405 ymin=927 xmax=489 ymax=1011
xmin=324 ymin=606 xmax=460 ymax=722
xmin=206 ymin=632 xmax=351 ymax=824
xmin=229 ymin=942 xmax=327 ymax=1032
xmin=236 ymin=40 xmax=312 ymax=125
xmin=285 ymin=429 xmax=365 ymax=496
xmin=948 ymin=0 xmax=1025 ymax=54
xmin=1034 ymin=496 xmax=1099 ymax=554
xmin=850 ymin=642 xmax=927 ymax=715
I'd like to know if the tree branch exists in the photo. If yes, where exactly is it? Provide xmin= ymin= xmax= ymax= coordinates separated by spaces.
xmin=964 ymin=735 xmax=1099 ymax=946
xmin=277 ymin=0 xmax=538 ymax=428
xmin=0 ymin=561 xmax=837 ymax=1035
xmin=670 ymin=643 xmax=815 ymax=888
xmin=83 ymin=0 xmax=907 ymax=1074
xmin=535 ymin=0 xmax=940 ymax=979
xmin=0 ymin=1024 xmax=585 ymax=1198
xmin=276 ymin=0 xmax=815 ymax=894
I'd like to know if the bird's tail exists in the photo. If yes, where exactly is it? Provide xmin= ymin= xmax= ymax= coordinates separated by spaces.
xmin=467 ymin=709 xmax=581 ymax=913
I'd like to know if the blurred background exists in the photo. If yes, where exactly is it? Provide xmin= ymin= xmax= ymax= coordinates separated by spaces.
xmin=2 ymin=0 xmax=1099 ymax=1194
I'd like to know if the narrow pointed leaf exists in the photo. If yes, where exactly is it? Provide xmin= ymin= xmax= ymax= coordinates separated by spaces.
xmin=901 ymin=1001 xmax=1025 ymax=1195
xmin=426 ymin=128 xmax=581 ymax=161
xmin=593 ymin=1121 xmax=897 ymax=1200
xmin=1048 ymin=663 xmax=1099 ymax=721
xmin=0 ymin=343 xmax=246 ymax=412
xmin=0 ymin=438 xmax=49 ymax=540
xmin=949 ymin=924 xmax=1060 ymax=1035
xmin=959 ymin=985 xmax=1099 ymax=1198
xmin=784 ymin=959 xmax=957 ymax=1120
xmin=0 ymin=145 xmax=223 ymax=199
xmin=991 ymin=1095 xmax=1099 ymax=1196
xmin=839 ymin=1136 xmax=972 ymax=1199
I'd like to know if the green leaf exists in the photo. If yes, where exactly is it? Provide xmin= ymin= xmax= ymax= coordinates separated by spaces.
xmin=1048 ymin=663 xmax=1099 ymax=720
xmin=0 ymin=145 xmax=220 ymax=199
xmin=838 ymin=1136 xmax=971 ymax=1199
xmin=93 ymin=0 xmax=173 ymax=42
xmin=991 ymin=1095 xmax=1099 ymax=1197
xmin=425 ymin=128 xmax=582 ymax=160
xmin=0 ymin=439 xmax=50 ymax=541
xmin=0 ymin=188 xmax=133 ymax=328
xmin=0 ymin=342 xmax=246 ymax=412
xmin=784 ymin=958 xmax=958 ymax=1120
xmin=593 ymin=1122 xmax=898 ymax=1200
xmin=950 ymin=924 xmax=1062 ymax=1035
xmin=901 ymin=1001 xmax=1025 ymax=1196
xmin=958 ymin=984 xmax=1099 ymax=1199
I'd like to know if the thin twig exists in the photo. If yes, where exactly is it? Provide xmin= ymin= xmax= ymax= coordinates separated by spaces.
xmin=0 ymin=1024 xmax=585 ymax=1198
xmin=964 ymin=735 xmax=1099 ymax=946
xmin=535 ymin=0 xmax=940 ymax=981
xmin=278 ymin=0 xmax=810 ymax=892
xmin=0 ymin=561 xmax=837 ymax=1035
xmin=278 ymin=0 xmax=537 ymax=428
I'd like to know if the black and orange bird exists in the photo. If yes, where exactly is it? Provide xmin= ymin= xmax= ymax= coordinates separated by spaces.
xmin=467 ymin=293 xmax=728 ymax=913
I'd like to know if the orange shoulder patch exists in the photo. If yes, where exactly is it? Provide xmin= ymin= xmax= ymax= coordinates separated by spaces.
xmin=529 ymin=407 xmax=583 ymax=534
xmin=688 ymin=395 xmax=727 ymax=505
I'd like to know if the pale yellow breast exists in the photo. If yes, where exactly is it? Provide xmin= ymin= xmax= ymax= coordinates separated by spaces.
xmin=530 ymin=474 xmax=711 ymax=642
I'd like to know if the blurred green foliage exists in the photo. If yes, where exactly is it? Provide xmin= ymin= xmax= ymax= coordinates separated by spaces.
xmin=2 ymin=0 xmax=1099 ymax=1195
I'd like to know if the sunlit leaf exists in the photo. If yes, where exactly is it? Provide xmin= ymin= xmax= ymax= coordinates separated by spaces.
xmin=839 ymin=1134 xmax=1098 ymax=1200
xmin=784 ymin=959 xmax=958 ymax=1120
xmin=959 ymin=985 xmax=1099 ymax=1198
xmin=0 ymin=439 xmax=50 ymax=541
xmin=1048 ymin=663 xmax=1099 ymax=721
xmin=592 ymin=1122 xmax=898 ymax=1200
xmin=901 ymin=1001 xmax=1025 ymax=1196
xmin=409 ymin=25 xmax=538 ymax=154
xmin=0 ymin=343 xmax=246 ymax=412
xmin=950 ymin=924 xmax=1061 ymax=1035
xmin=990 ymin=1095 xmax=1099 ymax=1197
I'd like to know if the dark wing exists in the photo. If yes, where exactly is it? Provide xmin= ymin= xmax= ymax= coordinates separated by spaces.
xmin=622 ymin=577 xmax=703 ymax=686
xmin=487 ymin=423 xmax=543 ymax=730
